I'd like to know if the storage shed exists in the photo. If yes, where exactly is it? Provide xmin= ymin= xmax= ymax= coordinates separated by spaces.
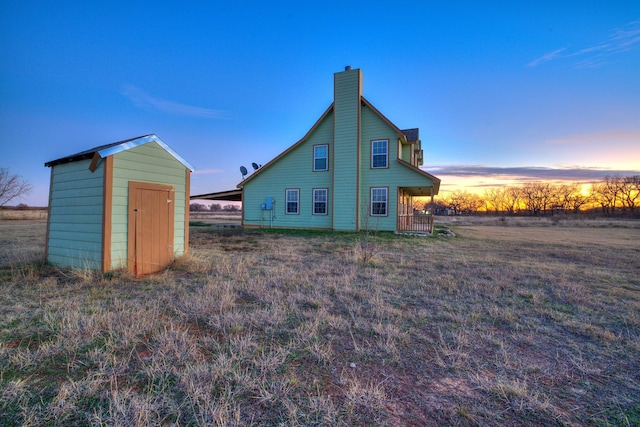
xmin=44 ymin=134 xmax=194 ymax=275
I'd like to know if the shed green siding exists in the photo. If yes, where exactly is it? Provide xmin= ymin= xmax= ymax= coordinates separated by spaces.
xmin=110 ymin=142 xmax=188 ymax=268
xmin=47 ymin=159 xmax=104 ymax=270
xmin=46 ymin=137 xmax=190 ymax=273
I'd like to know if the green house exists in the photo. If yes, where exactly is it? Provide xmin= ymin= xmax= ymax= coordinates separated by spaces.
xmin=238 ymin=67 xmax=441 ymax=232
xmin=45 ymin=134 xmax=193 ymax=274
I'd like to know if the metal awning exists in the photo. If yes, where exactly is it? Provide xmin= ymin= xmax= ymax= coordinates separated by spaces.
xmin=190 ymin=189 xmax=242 ymax=202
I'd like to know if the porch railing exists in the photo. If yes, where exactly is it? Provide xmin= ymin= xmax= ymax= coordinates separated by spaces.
xmin=397 ymin=214 xmax=434 ymax=233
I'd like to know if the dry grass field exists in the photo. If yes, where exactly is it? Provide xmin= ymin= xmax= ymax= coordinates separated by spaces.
xmin=1 ymin=218 xmax=639 ymax=426
xmin=0 ymin=209 xmax=48 ymax=221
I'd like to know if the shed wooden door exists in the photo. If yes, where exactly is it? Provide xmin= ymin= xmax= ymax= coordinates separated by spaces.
xmin=128 ymin=182 xmax=175 ymax=275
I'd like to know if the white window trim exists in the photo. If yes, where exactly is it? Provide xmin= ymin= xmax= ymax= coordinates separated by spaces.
xmin=285 ymin=189 xmax=299 ymax=215
xmin=313 ymin=144 xmax=329 ymax=171
xmin=371 ymin=139 xmax=389 ymax=169
xmin=370 ymin=187 xmax=388 ymax=216
xmin=313 ymin=188 xmax=328 ymax=215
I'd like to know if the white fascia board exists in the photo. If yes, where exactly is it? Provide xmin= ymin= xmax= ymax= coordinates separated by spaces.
xmin=97 ymin=135 xmax=195 ymax=171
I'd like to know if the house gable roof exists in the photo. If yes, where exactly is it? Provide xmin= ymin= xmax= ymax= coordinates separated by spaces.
xmin=44 ymin=134 xmax=194 ymax=171
xmin=402 ymin=128 xmax=419 ymax=143
xmin=237 ymin=97 xmax=424 ymax=188
xmin=237 ymin=104 xmax=334 ymax=187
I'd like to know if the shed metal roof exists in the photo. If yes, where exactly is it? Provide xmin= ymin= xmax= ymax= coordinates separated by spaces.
xmin=44 ymin=134 xmax=194 ymax=171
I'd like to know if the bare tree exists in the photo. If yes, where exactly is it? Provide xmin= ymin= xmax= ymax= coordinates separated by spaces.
xmin=483 ymin=187 xmax=507 ymax=214
xmin=443 ymin=192 xmax=462 ymax=215
xmin=504 ymin=186 xmax=522 ymax=215
xmin=0 ymin=167 xmax=32 ymax=207
xmin=189 ymin=203 xmax=208 ymax=212
xmin=619 ymin=175 xmax=640 ymax=214
xmin=521 ymin=182 xmax=552 ymax=215
xmin=564 ymin=185 xmax=592 ymax=214
xmin=429 ymin=199 xmax=448 ymax=215
xmin=445 ymin=190 xmax=484 ymax=215
xmin=591 ymin=176 xmax=622 ymax=216
xmin=412 ymin=197 xmax=429 ymax=212
xmin=222 ymin=204 xmax=240 ymax=212
xmin=549 ymin=183 xmax=587 ymax=215
xmin=462 ymin=192 xmax=484 ymax=214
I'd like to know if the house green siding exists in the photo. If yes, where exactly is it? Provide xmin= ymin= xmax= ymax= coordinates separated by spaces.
xmin=401 ymin=142 xmax=412 ymax=163
xmin=110 ymin=142 xmax=188 ymax=268
xmin=47 ymin=159 xmax=104 ymax=270
xmin=243 ymin=112 xmax=334 ymax=229
xmin=358 ymin=105 xmax=405 ymax=231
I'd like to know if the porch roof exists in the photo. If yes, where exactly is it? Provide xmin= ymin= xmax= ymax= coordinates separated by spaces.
xmin=400 ymin=185 xmax=437 ymax=197
xmin=397 ymin=159 xmax=441 ymax=195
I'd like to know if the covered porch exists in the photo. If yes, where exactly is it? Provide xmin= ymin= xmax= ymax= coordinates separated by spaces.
xmin=397 ymin=186 xmax=436 ymax=233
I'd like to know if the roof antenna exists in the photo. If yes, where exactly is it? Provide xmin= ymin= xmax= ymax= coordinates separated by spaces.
xmin=240 ymin=165 xmax=248 ymax=179
xmin=251 ymin=162 xmax=261 ymax=171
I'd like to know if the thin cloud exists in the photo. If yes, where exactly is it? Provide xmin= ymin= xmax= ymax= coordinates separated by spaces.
xmin=610 ymin=19 xmax=640 ymax=51
xmin=527 ymin=48 xmax=566 ymax=67
xmin=122 ymin=85 xmax=227 ymax=119
xmin=528 ymin=19 xmax=640 ymax=68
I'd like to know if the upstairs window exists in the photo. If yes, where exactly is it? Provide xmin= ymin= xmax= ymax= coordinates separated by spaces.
xmin=285 ymin=189 xmax=299 ymax=214
xmin=313 ymin=188 xmax=328 ymax=215
xmin=370 ymin=187 xmax=388 ymax=216
xmin=314 ymin=144 xmax=329 ymax=171
xmin=371 ymin=139 xmax=388 ymax=168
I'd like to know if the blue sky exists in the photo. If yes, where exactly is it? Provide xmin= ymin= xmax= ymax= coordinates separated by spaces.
xmin=1 ymin=1 xmax=639 ymax=206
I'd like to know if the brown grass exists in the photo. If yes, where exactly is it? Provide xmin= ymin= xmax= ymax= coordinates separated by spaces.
xmin=1 ymin=218 xmax=639 ymax=426
xmin=0 ymin=209 xmax=48 ymax=221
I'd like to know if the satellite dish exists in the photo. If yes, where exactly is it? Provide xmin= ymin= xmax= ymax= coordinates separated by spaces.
xmin=240 ymin=166 xmax=248 ymax=179
xmin=251 ymin=162 xmax=260 ymax=171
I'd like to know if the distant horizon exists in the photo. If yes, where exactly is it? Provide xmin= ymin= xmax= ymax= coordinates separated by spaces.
xmin=4 ymin=163 xmax=639 ymax=208
xmin=431 ymin=164 xmax=640 ymax=194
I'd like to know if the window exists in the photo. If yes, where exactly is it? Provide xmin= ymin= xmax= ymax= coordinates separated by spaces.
xmin=285 ymin=189 xmax=299 ymax=214
xmin=313 ymin=188 xmax=328 ymax=215
xmin=371 ymin=139 xmax=388 ymax=168
xmin=314 ymin=144 xmax=328 ymax=171
xmin=370 ymin=187 xmax=388 ymax=216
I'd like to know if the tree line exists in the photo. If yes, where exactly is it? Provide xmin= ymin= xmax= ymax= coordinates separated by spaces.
xmin=431 ymin=175 xmax=640 ymax=217
xmin=2 ymin=164 xmax=638 ymax=218
xmin=190 ymin=203 xmax=240 ymax=212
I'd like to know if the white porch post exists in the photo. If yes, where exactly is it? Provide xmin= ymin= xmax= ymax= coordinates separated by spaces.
xmin=430 ymin=191 xmax=435 ymax=233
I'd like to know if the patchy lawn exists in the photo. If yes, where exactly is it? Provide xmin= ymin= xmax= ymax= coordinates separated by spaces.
xmin=1 ymin=220 xmax=639 ymax=426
